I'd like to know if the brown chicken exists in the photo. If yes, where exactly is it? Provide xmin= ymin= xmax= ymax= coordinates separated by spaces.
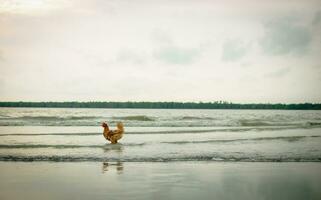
xmin=101 ymin=122 xmax=124 ymax=144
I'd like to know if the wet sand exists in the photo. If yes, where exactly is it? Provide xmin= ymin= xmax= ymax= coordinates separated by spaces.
xmin=0 ymin=162 xmax=320 ymax=200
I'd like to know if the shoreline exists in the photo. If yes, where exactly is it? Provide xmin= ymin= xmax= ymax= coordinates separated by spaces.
xmin=1 ymin=161 xmax=320 ymax=200
xmin=1 ymin=102 xmax=320 ymax=110
xmin=1 ymin=158 xmax=321 ymax=163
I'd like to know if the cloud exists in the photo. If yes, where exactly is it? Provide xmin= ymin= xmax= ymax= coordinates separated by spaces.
xmin=0 ymin=0 xmax=320 ymax=102
xmin=265 ymin=67 xmax=291 ymax=78
xmin=154 ymin=46 xmax=200 ymax=65
xmin=260 ymin=17 xmax=312 ymax=56
xmin=0 ymin=0 xmax=71 ymax=14
xmin=0 ymin=50 xmax=3 ymax=61
xmin=151 ymin=29 xmax=173 ymax=45
xmin=151 ymin=29 xmax=202 ymax=65
xmin=221 ymin=39 xmax=249 ymax=62
xmin=312 ymin=10 xmax=321 ymax=25
xmin=115 ymin=50 xmax=145 ymax=64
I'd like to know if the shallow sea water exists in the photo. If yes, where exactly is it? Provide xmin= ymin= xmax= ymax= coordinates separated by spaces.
xmin=0 ymin=162 xmax=320 ymax=200
xmin=0 ymin=108 xmax=321 ymax=199
xmin=0 ymin=108 xmax=320 ymax=162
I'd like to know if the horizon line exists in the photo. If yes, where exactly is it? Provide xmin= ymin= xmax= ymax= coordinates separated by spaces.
xmin=0 ymin=101 xmax=321 ymax=104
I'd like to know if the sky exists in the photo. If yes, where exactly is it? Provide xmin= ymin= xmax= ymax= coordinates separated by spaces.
xmin=0 ymin=0 xmax=320 ymax=103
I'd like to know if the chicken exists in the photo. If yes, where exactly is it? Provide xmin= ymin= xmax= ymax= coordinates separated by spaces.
xmin=101 ymin=122 xmax=124 ymax=144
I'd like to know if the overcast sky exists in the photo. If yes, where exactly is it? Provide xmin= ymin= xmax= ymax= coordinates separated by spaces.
xmin=0 ymin=0 xmax=320 ymax=103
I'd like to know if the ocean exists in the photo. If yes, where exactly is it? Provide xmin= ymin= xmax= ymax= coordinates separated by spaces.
xmin=1 ymin=107 xmax=321 ymax=200
xmin=0 ymin=107 xmax=320 ymax=162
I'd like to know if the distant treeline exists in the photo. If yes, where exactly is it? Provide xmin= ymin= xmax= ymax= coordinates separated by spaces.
xmin=0 ymin=101 xmax=320 ymax=110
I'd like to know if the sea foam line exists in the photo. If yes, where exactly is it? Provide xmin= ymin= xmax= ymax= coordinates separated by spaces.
xmin=0 ymin=143 xmax=145 ymax=149
xmin=0 ymin=126 xmax=320 ymax=136
xmin=0 ymin=155 xmax=320 ymax=162
xmin=0 ymin=135 xmax=319 ymax=149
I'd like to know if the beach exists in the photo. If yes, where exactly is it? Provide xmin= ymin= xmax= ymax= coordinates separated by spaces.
xmin=0 ymin=108 xmax=321 ymax=199
xmin=1 ymin=162 xmax=321 ymax=200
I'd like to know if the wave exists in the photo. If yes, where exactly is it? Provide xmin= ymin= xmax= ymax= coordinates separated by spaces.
xmin=112 ymin=115 xmax=154 ymax=121
xmin=161 ymin=135 xmax=321 ymax=145
xmin=306 ymin=122 xmax=321 ymax=126
xmin=0 ymin=155 xmax=320 ymax=162
xmin=0 ymin=116 xmax=100 ymax=121
xmin=1 ymin=135 xmax=319 ymax=150
xmin=1 ymin=126 xmax=321 ymax=137
xmin=239 ymin=119 xmax=272 ymax=126
xmin=0 ymin=133 xmax=101 ymax=136
xmin=238 ymin=119 xmax=298 ymax=127
xmin=0 ymin=122 xmax=320 ymax=128
xmin=0 ymin=128 xmax=287 ymax=137
xmin=1 ymin=117 xmax=321 ymax=128
xmin=180 ymin=116 xmax=215 ymax=120
xmin=238 ymin=120 xmax=321 ymax=127
xmin=0 ymin=143 xmax=145 ymax=149
xmin=0 ymin=129 xmax=232 ymax=136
